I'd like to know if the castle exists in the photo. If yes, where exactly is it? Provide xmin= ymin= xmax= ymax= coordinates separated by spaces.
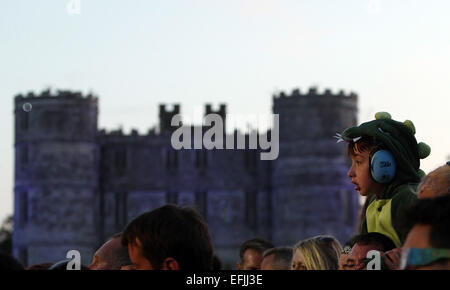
xmin=13 ymin=87 xmax=359 ymax=268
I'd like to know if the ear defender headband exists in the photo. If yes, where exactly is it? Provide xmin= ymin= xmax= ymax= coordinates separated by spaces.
xmin=370 ymin=149 xmax=396 ymax=183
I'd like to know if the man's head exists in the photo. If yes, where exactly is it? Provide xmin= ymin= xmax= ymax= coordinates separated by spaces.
xmin=401 ymin=195 xmax=450 ymax=269
xmin=88 ymin=233 xmax=131 ymax=270
xmin=261 ymin=247 xmax=293 ymax=270
xmin=347 ymin=137 xmax=387 ymax=197
xmin=417 ymin=163 xmax=450 ymax=199
xmin=121 ymin=204 xmax=214 ymax=270
xmin=346 ymin=232 xmax=396 ymax=270
xmin=236 ymin=238 xmax=274 ymax=270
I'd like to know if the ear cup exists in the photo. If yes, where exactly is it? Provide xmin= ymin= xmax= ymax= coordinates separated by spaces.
xmin=370 ymin=150 xmax=396 ymax=183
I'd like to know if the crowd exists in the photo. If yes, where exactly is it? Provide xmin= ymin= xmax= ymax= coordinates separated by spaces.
xmin=1 ymin=112 xmax=449 ymax=271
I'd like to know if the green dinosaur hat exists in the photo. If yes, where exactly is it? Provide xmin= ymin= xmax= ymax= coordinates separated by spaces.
xmin=336 ymin=112 xmax=430 ymax=185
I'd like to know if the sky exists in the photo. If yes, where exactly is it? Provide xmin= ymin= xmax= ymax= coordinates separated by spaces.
xmin=0 ymin=0 xmax=449 ymax=222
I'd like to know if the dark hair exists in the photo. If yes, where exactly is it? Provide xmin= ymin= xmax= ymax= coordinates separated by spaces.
xmin=404 ymin=195 xmax=450 ymax=248
xmin=0 ymin=253 xmax=24 ymax=270
xmin=342 ymin=235 xmax=360 ymax=254
xmin=27 ymin=263 xmax=53 ymax=270
xmin=347 ymin=136 xmax=385 ymax=158
xmin=262 ymin=247 xmax=293 ymax=269
xmin=212 ymin=255 xmax=222 ymax=270
xmin=121 ymin=204 xmax=214 ymax=270
xmin=352 ymin=232 xmax=396 ymax=252
xmin=239 ymin=238 xmax=274 ymax=261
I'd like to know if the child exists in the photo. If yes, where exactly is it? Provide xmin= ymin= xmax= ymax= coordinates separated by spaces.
xmin=336 ymin=112 xmax=431 ymax=247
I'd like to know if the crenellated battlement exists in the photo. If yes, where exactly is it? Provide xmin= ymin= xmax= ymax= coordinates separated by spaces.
xmin=205 ymin=103 xmax=226 ymax=116
xmin=159 ymin=104 xmax=181 ymax=133
xmin=98 ymin=127 xmax=161 ymax=141
xmin=273 ymin=86 xmax=357 ymax=102
xmin=14 ymin=89 xmax=98 ymax=102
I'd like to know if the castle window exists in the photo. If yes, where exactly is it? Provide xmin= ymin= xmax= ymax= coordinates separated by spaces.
xmin=203 ymin=151 xmax=208 ymax=168
xmin=166 ymin=149 xmax=178 ymax=171
xmin=20 ymin=112 xmax=29 ymax=131
xmin=195 ymin=191 xmax=207 ymax=220
xmin=195 ymin=150 xmax=208 ymax=170
xmin=173 ymin=150 xmax=178 ymax=170
xmin=115 ymin=148 xmax=127 ymax=176
xmin=166 ymin=191 xmax=178 ymax=204
xmin=115 ymin=192 xmax=127 ymax=229
xmin=19 ymin=191 xmax=28 ymax=228
xmin=20 ymin=146 xmax=29 ymax=166
xmin=244 ymin=150 xmax=257 ymax=175
xmin=245 ymin=190 xmax=257 ymax=229
xmin=195 ymin=151 xmax=201 ymax=169
xmin=40 ymin=111 xmax=66 ymax=133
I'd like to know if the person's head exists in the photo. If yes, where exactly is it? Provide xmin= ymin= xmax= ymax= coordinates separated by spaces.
xmin=417 ymin=162 xmax=450 ymax=199
xmin=236 ymin=238 xmax=274 ymax=270
xmin=339 ymin=112 xmax=430 ymax=197
xmin=88 ymin=233 xmax=132 ymax=270
xmin=338 ymin=236 xmax=358 ymax=270
xmin=261 ymin=247 xmax=293 ymax=270
xmin=27 ymin=263 xmax=53 ymax=270
xmin=121 ymin=204 xmax=214 ymax=270
xmin=401 ymin=195 xmax=450 ymax=270
xmin=48 ymin=259 xmax=90 ymax=270
xmin=346 ymin=232 xmax=396 ymax=270
xmin=0 ymin=253 xmax=24 ymax=270
xmin=347 ymin=136 xmax=387 ymax=197
xmin=291 ymin=235 xmax=342 ymax=270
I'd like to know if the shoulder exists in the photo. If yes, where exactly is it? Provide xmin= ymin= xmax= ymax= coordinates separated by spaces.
xmin=382 ymin=182 xmax=417 ymax=200
xmin=390 ymin=183 xmax=418 ymax=212
xmin=391 ymin=183 xmax=418 ymax=201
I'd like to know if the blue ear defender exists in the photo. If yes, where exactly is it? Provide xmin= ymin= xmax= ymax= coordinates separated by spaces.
xmin=370 ymin=150 xmax=396 ymax=183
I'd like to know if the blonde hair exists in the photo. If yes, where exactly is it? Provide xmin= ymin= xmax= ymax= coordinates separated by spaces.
xmin=418 ymin=164 xmax=450 ymax=199
xmin=292 ymin=235 xmax=343 ymax=270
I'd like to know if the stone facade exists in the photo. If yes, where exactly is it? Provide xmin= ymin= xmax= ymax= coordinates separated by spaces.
xmin=13 ymin=87 xmax=359 ymax=269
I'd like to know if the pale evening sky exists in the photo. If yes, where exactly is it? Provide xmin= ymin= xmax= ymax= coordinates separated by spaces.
xmin=0 ymin=0 xmax=449 ymax=222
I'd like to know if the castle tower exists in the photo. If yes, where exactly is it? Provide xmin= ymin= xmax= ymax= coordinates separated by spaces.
xmin=159 ymin=104 xmax=180 ymax=133
xmin=205 ymin=103 xmax=226 ymax=132
xmin=13 ymin=90 xmax=99 ymax=266
xmin=272 ymin=87 xmax=360 ymax=245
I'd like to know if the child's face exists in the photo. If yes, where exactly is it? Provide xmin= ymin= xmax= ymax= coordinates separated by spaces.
xmin=347 ymin=150 xmax=384 ymax=196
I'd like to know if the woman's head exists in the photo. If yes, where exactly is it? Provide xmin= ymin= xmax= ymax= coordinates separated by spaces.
xmin=291 ymin=235 xmax=343 ymax=270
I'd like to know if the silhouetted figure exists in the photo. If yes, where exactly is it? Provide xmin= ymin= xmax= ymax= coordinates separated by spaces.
xmin=236 ymin=238 xmax=274 ymax=270
xmin=121 ymin=204 xmax=214 ymax=270
xmin=0 ymin=253 xmax=24 ymax=270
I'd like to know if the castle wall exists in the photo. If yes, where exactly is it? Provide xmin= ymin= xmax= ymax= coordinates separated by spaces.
xmin=271 ymin=88 xmax=359 ymax=246
xmin=98 ymin=130 xmax=272 ymax=268
xmin=13 ymin=87 xmax=360 ymax=269
xmin=14 ymin=91 xmax=99 ymax=266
